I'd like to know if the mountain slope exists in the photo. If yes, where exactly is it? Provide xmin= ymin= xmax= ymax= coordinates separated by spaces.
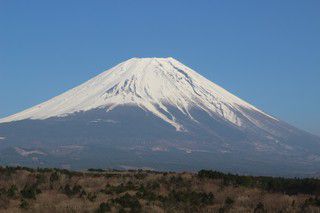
xmin=0 ymin=57 xmax=319 ymax=176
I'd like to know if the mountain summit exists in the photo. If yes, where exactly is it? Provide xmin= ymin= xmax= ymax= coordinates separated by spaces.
xmin=1 ymin=58 xmax=319 ymax=176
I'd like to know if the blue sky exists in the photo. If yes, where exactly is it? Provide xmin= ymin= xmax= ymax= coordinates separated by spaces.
xmin=0 ymin=0 xmax=319 ymax=135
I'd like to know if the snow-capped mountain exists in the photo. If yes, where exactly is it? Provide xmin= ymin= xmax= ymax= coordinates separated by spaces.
xmin=0 ymin=57 xmax=319 ymax=176
xmin=0 ymin=57 xmax=274 ymax=130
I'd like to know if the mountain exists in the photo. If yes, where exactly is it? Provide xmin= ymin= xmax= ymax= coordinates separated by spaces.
xmin=0 ymin=57 xmax=319 ymax=176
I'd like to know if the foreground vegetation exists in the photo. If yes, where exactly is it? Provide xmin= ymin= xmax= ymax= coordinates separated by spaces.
xmin=0 ymin=167 xmax=320 ymax=212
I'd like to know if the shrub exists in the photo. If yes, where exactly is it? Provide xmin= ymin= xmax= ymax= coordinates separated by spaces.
xmin=63 ymin=184 xmax=83 ymax=197
xmin=80 ymin=189 xmax=87 ymax=198
xmin=169 ymin=176 xmax=186 ymax=188
xmin=7 ymin=185 xmax=17 ymax=198
xmin=19 ymin=199 xmax=29 ymax=209
xmin=254 ymin=202 xmax=265 ymax=213
xmin=112 ymin=193 xmax=141 ymax=212
xmin=3 ymin=166 xmax=17 ymax=178
xmin=303 ymin=197 xmax=320 ymax=207
xmin=36 ymin=174 xmax=46 ymax=184
xmin=136 ymin=185 xmax=157 ymax=201
xmin=87 ymin=192 xmax=97 ymax=202
xmin=134 ymin=172 xmax=147 ymax=180
xmin=37 ymin=167 xmax=53 ymax=173
xmin=162 ymin=190 xmax=214 ymax=207
xmin=225 ymin=197 xmax=234 ymax=206
xmin=218 ymin=207 xmax=225 ymax=213
xmin=21 ymin=184 xmax=41 ymax=199
xmin=0 ymin=196 xmax=9 ymax=209
xmin=96 ymin=202 xmax=111 ymax=213
xmin=104 ymin=182 xmax=137 ymax=195
xmin=50 ymin=172 xmax=60 ymax=182
xmin=88 ymin=168 xmax=105 ymax=172
xmin=145 ymin=181 xmax=160 ymax=190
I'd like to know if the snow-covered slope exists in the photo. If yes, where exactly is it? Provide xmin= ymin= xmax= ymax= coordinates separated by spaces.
xmin=0 ymin=57 xmax=276 ymax=131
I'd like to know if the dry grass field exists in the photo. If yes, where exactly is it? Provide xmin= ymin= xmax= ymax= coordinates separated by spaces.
xmin=0 ymin=167 xmax=320 ymax=212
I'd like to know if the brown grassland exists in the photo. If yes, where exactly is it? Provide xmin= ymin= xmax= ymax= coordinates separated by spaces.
xmin=0 ymin=167 xmax=320 ymax=212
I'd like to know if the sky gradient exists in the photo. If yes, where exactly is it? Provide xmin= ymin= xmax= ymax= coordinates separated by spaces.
xmin=0 ymin=0 xmax=319 ymax=135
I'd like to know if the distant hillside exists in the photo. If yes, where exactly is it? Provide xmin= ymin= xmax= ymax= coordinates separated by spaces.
xmin=0 ymin=167 xmax=320 ymax=212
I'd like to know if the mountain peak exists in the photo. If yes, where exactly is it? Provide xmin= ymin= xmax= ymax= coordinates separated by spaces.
xmin=128 ymin=57 xmax=175 ymax=61
xmin=121 ymin=57 xmax=180 ymax=69
xmin=121 ymin=57 xmax=179 ymax=69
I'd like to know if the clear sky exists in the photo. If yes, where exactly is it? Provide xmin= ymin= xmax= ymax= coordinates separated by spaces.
xmin=0 ymin=1 xmax=319 ymax=136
